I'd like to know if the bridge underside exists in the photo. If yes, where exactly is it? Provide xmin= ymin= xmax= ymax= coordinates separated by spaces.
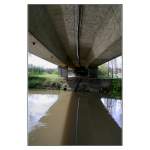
xmin=28 ymin=4 xmax=122 ymax=69
xmin=28 ymin=5 xmax=122 ymax=145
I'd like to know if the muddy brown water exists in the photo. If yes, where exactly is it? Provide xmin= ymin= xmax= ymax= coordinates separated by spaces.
xmin=28 ymin=89 xmax=122 ymax=145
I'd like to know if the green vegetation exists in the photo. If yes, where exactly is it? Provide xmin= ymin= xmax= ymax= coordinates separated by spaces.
xmin=28 ymin=65 xmax=67 ymax=90
xmin=98 ymin=63 xmax=122 ymax=79
xmin=111 ymin=79 xmax=122 ymax=99
xmin=28 ymin=65 xmax=122 ymax=98
xmin=98 ymin=60 xmax=122 ymax=99
xmin=98 ymin=64 xmax=109 ymax=79
xmin=99 ymin=79 xmax=122 ymax=99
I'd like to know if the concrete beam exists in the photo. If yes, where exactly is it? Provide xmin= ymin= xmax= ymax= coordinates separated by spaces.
xmin=83 ymin=5 xmax=122 ymax=66
xmin=28 ymin=5 xmax=122 ymax=68
xmin=28 ymin=5 xmax=72 ymax=66
xmin=90 ymin=37 xmax=122 ymax=67
xmin=28 ymin=33 xmax=66 ymax=67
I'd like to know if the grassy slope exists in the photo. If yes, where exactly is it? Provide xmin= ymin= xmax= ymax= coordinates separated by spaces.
xmin=28 ymin=72 xmax=66 ymax=89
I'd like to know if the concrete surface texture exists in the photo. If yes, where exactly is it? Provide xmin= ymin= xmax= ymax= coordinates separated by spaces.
xmin=28 ymin=4 xmax=122 ymax=68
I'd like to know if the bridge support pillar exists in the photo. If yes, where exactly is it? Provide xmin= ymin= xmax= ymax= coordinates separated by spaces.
xmin=71 ymin=67 xmax=98 ymax=78
xmin=58 ymin=66 xmax=68 ymax=80
xmin=88 ymin=67 xmax=98 ymax=78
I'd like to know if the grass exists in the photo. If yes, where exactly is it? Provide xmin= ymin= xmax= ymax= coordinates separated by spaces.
xmin=28 ymin=72 xmax=67 ymax=89
xmin=28 ymin=71 xmax=122 ymax=99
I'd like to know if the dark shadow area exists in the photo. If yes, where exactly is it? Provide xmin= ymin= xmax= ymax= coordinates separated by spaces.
xmin=77 ymin=92 xmax=122 ymax=145
xmin=61 ymin=92 xmax=79 ymax=145
xmin=67 ymin=77 xmax=122 ymax=98
xmin=67 ymin=78 xmax=122 ymax=145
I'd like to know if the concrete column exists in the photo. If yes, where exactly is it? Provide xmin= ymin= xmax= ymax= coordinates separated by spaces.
xmin=88 ymin=67 xmax=98 ymax=78
xmin=58 ymin=66 xmax=68 ymax=80
xmin=74 ymin=67 xmax=88 ymax=77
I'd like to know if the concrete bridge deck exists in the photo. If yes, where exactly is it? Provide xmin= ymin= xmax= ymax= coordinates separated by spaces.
xmin=28 ymin=4 xmax=122 ymax=69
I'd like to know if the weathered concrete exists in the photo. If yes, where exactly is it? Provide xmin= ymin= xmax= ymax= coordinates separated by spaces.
xmin=28 ymin=4 xmax=122 ymax=68
xmin=28 ymin=33 xmax=65 ymax=66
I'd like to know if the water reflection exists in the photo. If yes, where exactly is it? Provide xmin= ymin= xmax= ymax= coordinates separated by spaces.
xmin=28 ymin=93 xmax=59 ymax=133
xmin=101 ymin=98 xmax=122 ymax=128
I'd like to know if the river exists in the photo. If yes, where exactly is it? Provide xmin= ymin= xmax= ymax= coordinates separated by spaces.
xmin=28 ymin=89 xmax=122 ymax=145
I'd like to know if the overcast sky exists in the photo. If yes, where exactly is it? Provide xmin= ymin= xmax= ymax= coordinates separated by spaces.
xmin=115 ymin=56 xmax=122 ymax=68
xmin=28 ymin=53 xmax=122 ymax=69
xmin=28 ymin=53 xmax=57 ymax=69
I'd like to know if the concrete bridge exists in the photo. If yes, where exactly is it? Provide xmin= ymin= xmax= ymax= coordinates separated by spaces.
xmin=28 ymin=4 xmax=122 ymax=77
xmin=28 ymin=4 xmax=122 ymax=145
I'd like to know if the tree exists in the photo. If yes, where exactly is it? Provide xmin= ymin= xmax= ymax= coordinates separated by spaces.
xmin=98 ymin=64 xmax=109 ymax=78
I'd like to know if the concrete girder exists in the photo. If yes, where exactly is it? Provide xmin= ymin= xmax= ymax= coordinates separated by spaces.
xmin=46 ymin=5 xmax=79 ymax=66
xmin=79 ymin=5 xmax=113 ymax=64
xmin=28 ymin=5 xmax=72 ymax=66
xmin=28 ymin=5 xmax=122 ymax=68
xmin=89 ymin=37 xmax=122 ymax=67
xmin=28 ymin=33 xmax=66 ymax=67
xmin=84 ymin=5 xmax=122 ymax=67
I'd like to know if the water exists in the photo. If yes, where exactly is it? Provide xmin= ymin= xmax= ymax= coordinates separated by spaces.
xmin=101 ymin=98 xmax=122 ymax=128
xmin=28 ymin=90 xmax=59 ymax=133
xmin=28 ymin=90 xmax=78 ymax=145
xmin=28 ymin=90 xmax=122 ymax=145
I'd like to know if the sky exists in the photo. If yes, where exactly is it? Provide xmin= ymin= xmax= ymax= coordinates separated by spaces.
xmin=28 ymin=53 xmax=122 ymax=69
xmin=28 ymin=53 xmax=57 ymax=69
xmin=100 ymin=56 xmax=122 ymax=68
xmin=107 ymin=56 xmax=122 ymax=69
xmin=115 ymin=56 xmax=122 ymax=68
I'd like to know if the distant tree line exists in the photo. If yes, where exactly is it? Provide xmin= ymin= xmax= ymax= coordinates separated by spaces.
xmin=28 ymin=64 xmax=58 ymax=75
xmin=98 ymin=63 xmax=122 ymax=79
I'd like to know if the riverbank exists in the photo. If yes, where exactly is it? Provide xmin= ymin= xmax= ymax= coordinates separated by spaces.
xmin=28 ymin=73 xmax=68 ymax=90
xmin=28 ymin=74 xmax=122 ymax=99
